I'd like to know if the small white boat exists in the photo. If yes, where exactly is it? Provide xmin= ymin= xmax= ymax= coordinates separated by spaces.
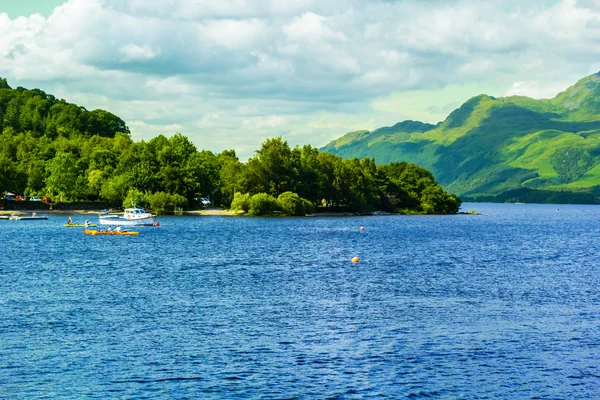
xmin=8 ymin=212 xmax=48 ymax=220
xmin=99 ymin=204 xmax=156 ymax=226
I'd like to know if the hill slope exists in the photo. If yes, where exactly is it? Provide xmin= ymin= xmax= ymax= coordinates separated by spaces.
xmin=322 ymin=72 xmax=600 ymax=200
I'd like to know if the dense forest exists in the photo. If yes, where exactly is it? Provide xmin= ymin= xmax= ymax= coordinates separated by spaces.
xmin=0 ymin=79 xmax=460 ymax=215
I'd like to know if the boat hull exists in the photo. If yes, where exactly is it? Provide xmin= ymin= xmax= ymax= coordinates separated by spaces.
xmin=98 ymin=216 xmax=156 ymax=226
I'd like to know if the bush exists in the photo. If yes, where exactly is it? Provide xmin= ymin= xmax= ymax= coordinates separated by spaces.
xmin=277 ymin=191 xmax=314 ymax=216
xmin=249 ymin=193 xmax=279 ymax=215
xmin=145 ymin=191 xmax=186 ymax=215
xmin=301 ymin=198 xmax=315 ymax=214
xmin=123 ymin=188 xmax=146 ymax=209
xmin=230 ymin=192 xmax=251 ymax=212
xmin=420 ymin=185 xmax=460 ymax=214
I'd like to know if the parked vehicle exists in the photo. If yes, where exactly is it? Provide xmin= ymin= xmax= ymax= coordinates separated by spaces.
xmin=15 ymin=196 xmax=24 ymax=201
xmin=30 ymin=196 xmax=41 ymax=201
xmin=201 ymin=198 xmax=211 ymax=206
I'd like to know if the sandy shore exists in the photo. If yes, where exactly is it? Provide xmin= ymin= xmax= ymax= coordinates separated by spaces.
xmin=185 ymin=208 xmax=242 ymax=216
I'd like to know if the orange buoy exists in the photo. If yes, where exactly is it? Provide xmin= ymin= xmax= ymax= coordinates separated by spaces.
xmin=155 ymin=222 xmax=160 ymax=227
xmin=352 ymin=257 xmax=359 ymax=263
xmin=360 ymin=227 xmax=365 ymax=231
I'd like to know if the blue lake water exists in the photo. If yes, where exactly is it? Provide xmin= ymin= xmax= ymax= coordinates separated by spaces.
xmin=1 ymin=203 xmax=599 ymax=398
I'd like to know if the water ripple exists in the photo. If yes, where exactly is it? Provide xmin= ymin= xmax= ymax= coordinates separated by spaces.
xmin=1 ymin=203 xmax=599 ymax=398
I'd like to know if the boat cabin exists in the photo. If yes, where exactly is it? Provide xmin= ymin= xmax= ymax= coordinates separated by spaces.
xmin=124 ymin=208 xmax=149 ymax=218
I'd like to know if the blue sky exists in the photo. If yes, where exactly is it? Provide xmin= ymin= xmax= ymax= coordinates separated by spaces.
xmin=0 ymin=0 xmax=64 ymax=19
xmin=1 ymin=0 xmax=599 ymax=158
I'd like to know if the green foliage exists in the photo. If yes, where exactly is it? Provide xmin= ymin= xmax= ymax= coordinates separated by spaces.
xmin=0 ymin=78 xmax=10 ymax=90
xmin=321 ymin=71 xmax=600 ymax=200
xmin=219 ymin=150 xmax=244 ymax=207
xmin=45 ymin=152 xmax=80 ymax=199
xmin=144 ymin=191 xmax=186 ymax=215
xmin=248 ymin=193 xmax=280 ymax=215
xmin=550 ymin=147 xmax=595 ymax=182
xmin=0 ymin=79 xmax=460 ymax=214
xmin=301 ymin=198 xmax=315 ymax=214
xmin=277 ymin=191 xmax=314 ymax=216
xmin=100 ymin=175 xmax=130 ymax=203
xmin=123 ymin=188 xmax=146 ymax=209
xmin=464 ymin=187 xmax=600 ymax=204
xmin=420 ymin=184 xmax=461 ymax=214
xmin=244 ymin=137 xmax=298 ymax=196
xmin=230 ymin=192 xmax=251 ymax=212
xmin=249 ymin=193 xmax=273 ymax=215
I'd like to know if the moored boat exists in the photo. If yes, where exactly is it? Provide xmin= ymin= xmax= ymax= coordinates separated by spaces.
xmin=9 ymin=213 xmax=48 ymax=220
xmin=99 ymin=204 xmax=156 ymax=226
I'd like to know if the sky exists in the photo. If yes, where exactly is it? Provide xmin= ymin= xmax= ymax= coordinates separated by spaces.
xmin=1 ymin=0 xmax=600 ymax=158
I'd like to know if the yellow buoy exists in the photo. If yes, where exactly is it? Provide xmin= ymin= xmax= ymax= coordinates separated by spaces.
xmin=352 ymin=257 xmax=359 ymax=263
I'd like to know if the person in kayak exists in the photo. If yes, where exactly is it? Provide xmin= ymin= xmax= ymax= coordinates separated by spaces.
xmin=67 ymin=216 xmax=73 ymax=225
xmin=106 ymin=225 xmax=112 ymax=232
xmin=115 ymin=225 xmax=122 ymax=233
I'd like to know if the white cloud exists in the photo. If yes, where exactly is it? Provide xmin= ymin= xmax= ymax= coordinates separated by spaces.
xmin=202 ymin=19 xmax=269 ymax=50
xmin=504 ymin=80 xmax=576 ymax=99
xmin=0 ymin=0 xmax=599 ymax=157
xmin=120 ymin=44 xmax=159 ymax=62
xmin=283 ymin=12 xmax=347 ymax=42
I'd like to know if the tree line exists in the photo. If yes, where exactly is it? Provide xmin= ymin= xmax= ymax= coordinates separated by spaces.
xmin=0 ymin=79 xmax=460 ymax=214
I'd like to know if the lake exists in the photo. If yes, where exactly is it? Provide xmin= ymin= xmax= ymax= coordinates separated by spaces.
xmin=1 ymin=203 xmax=599 ymax=398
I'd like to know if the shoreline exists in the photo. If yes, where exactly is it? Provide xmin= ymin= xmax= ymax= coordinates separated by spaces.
xmin=1 ymin=208 xmax=455 ymax=217
xmin=0 ymin=210 xmax=104 ymax=215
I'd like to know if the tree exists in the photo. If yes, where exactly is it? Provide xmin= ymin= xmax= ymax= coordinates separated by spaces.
xmin=218 ymin=150 xmax=244 ymax=207
xmin=244 ymin=137 xmax=298 ymax=197
xmin=3 ymin=101 xmax=20 ymax=131
xmin=46 ymin=152 xmax=81 ymax=199
xmin=0 ymin=78 xmax=10 ymax=89
xmin=277 ymin=191 xmax=313 ymax=216
xmin=248 ymin=193 xmax=279 ymax=215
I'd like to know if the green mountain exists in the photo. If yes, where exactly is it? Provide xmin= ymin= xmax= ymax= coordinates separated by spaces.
xmin=322 ymin=72 xmax=600 ymax=201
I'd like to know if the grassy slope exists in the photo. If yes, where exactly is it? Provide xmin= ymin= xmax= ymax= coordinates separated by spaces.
xmin=322 ymin=72 xmax=600 ymax=197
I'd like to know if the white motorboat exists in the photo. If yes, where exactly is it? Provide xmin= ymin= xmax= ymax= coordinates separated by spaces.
xmin=99 ymin=204 xmax=156 ymax=226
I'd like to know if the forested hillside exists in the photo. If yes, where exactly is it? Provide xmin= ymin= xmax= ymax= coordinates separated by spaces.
xmin=0 ymin=79 xmax=459 ymax=214
xmin=322 ymin=72 xmax=600 ymax=203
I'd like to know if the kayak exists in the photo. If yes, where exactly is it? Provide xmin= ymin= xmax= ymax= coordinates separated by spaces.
xmin=84 ymin=229 xmax=139 ymax=236
xmin=93 ymin=231 xmax=138 ymax=236
xmin=64 ymin=224 xmax=97 ymax=227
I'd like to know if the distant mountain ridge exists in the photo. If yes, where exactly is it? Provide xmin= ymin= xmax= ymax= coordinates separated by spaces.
xmin=322 ymin=72 xmax=600 ymax=201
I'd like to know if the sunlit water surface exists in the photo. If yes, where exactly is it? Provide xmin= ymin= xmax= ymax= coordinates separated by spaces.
xmin=1 ymin=203 xmax=599 ymax=398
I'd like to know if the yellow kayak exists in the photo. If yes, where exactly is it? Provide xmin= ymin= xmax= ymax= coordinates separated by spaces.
xmin=64 ymin=224 xmax=97 ymax=227
xmin=84 ymin=229 xmax=139 ymax=236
